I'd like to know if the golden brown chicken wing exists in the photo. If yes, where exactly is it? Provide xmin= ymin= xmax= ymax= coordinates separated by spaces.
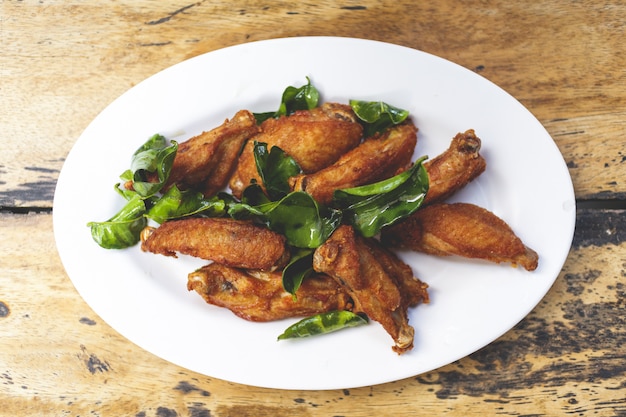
xmin=291 ymin=122 xmax=418 ymax=205
xmin=141 ymin=217 xmax=290 ymax=271
xmin=229 ymin=102 xmax=363 ymax=198
xmin=187 ymin=263 xmax=353 ymax=322
xmin=381 ymin=202 xmax=538 ymax=271
xmin=313 ymin=225 xmax=427 ymax=354
xmin=365 ymin=237 xmax=429 ymax=308
xmin=165 ymin=110 xmax=260 ymax=196
xmin=423 ymin=129 xmax=486 ymax=206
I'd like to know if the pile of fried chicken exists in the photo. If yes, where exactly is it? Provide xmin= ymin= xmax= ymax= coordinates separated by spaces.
xmin=139 ymin=102 xmax=539 ymax=354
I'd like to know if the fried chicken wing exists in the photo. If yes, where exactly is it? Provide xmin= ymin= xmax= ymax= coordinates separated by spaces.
xmin=165 ymin=110 xmax=260 ymax=196
xmin=291 ymin=122 xmax=418 ymax=205
xmin=229 ymin=102 xmax=363 ymax=198
xmin=423 ymin=129 xmax=486 ymax=205
xmin=381 ymin=202 xmax=538 ymax=271
xmin=141 ymin=217 xmax=290 ymax=271
xmin=313 ymin=225 xmax=426 ymax=354
xmin=365 ymin=237 xmax=429 ymax=308
xmin=187 ymin=263 xmax=353 ymax=322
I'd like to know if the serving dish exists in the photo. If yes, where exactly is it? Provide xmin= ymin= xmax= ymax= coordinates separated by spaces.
xmin=54 ymin=37 xmax=575 ymax=390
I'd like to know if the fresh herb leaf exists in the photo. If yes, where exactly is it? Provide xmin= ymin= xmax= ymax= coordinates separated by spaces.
xmin=279 ymin=77 xmax=320 ymax=115
xmin=87 ymin=193 xmax=147 ymax=249
xmin=349 ymin=100 xmax=410 ymax=137
xmin=228 ymin=190 xmax=342 ymax=249
xmin=262 ymin=191 xmax=342 ymax=248
xmin=253 ymin=142 xmax=302 ymax=200
xmin=146 ymin=185 xmax=226 ymax=224
xmin=254 ymin=77 xmax=320 ymax=123
xmin=114 ymin=182 xmax=139 ymax=201
xmin=126 ymin=134 xmax=178 ymax=198
xmin=88 ymin=133 xmax=180 ymax=249
xmin=282 ymin=248 xmax=315 ymax=297
xmin=240 ymin=181 xmax=271 ymax=206
xmin=277 ymin=311 xmax=369 ymax=340
xmin=253 ymin=112 xmax=276 ymax=125
xmin=333 ymin=157 xmax=429 ymax=237
xmin=226 ymin=183 xmax=270 ymax=220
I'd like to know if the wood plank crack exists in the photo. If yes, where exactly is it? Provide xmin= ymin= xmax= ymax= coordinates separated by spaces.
xmin=146 ymin=2 xmax=205 ymax=25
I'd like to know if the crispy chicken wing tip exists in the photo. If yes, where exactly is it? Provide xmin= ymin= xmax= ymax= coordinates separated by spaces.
xmin=313 ymin=225 xmax=429 ymax=354
xmin=381 ymin=202 xmax=539 ymax=272
xmin=515 ymin=246 xmax=539 ymax=271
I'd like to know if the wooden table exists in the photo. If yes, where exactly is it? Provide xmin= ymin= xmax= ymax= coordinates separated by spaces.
xmin=2 ymin=1 xmax=625 ymax=415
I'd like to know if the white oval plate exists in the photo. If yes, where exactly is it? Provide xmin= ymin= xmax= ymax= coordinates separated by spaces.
xmin=53 ymin=37 xmax=575 ymax=390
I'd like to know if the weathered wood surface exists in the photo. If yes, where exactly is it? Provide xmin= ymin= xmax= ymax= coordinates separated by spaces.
xmin=1 ymin=212 xmax=624 ymax=416
xmin=1 ymin=0 xmax=625 ymax=415
xmin=1 ymin=0 xmax=625 ymax=207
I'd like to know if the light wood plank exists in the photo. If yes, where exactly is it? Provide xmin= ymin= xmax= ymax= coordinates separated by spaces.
xmin=1 ymin=212 xmax=624 ymax=416
xmin=545 ymin=112 xmax=626 ymax=199
xmin=1 ymin=1 xmax=625 ymax=207
xmin=2 ymin=1 xmax=625 ymax=415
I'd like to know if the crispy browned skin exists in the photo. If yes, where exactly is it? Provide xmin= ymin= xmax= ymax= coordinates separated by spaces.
xmin=229 ymin=102 xmax=363 ymax=198
xmin=313 ymin=225 xmax=427 ymax=354
xmin=165 ymin=110 xmax=260 ymax=196
xmin=423 ymin=129 xmax=486 ymax=205
xmin=381 ymin=202 xmax=539 ymax=271
xmin=366 ymin=237 xmax=429 ymax=308
xmin=187 ymin=264 xmax=353 ymax=322
xmin=141 ymin=218 xmax=290 ymax=271
xmin=291 ymin=122 xmax=418 ymax=205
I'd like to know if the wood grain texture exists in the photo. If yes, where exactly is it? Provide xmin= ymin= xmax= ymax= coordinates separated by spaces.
xmin=1 ymin=212 xmax=624 ymax=416
xmin=2 ymin=0 xmax=625 ymax=415
xmin=1 ymin=0 xmax=625 ymax=207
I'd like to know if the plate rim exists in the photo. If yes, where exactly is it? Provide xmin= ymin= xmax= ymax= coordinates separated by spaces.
xmin=53 ymin=36 xmax=576 ymax=390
